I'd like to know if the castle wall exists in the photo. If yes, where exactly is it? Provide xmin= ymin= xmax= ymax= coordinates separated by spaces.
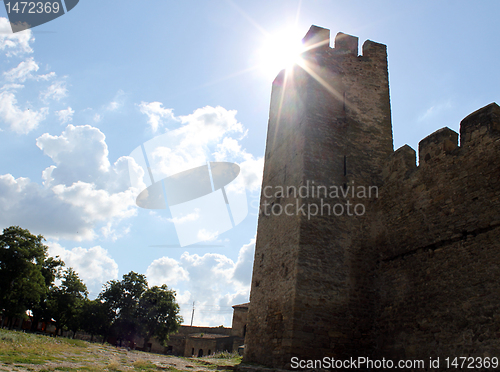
xmin=244 ymin=63 xmax=306 ymax=369
xmin=231 ymin=305 xmax=248 ymax=338
xmin=245 ymin=26 xmax=394 ymax=368
xmin=292 ymin=34 xmax=393 ymax=361
xmin=245 ymin=24 xmax=500 ymax=370
xmin=373 ymin=103 xmax=500 ymax=364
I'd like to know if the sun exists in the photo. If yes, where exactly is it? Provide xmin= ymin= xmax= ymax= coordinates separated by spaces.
xmin=257 ymin=27 xmax=305 ymax=79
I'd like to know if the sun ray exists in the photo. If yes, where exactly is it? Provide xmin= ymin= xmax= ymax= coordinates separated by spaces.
xmin=273 ymin=68 xmax=292 ymax=153
xmin=224 ymin=0 xmax=269 ymax=37
xmin=296 ymin=58 xmax=345 ymax=105
xmin=197 ymin=66 xmax=261 ymax=89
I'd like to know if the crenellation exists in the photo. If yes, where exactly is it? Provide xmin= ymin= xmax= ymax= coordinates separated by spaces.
xmin=382 ymin=104 xmax=500 ymax=183
xmin=382 ymin=144 xmax=416 ymax=181
xmin=459 ymin=102 xmax=500 ymax=146
xmin=418 ymin=127 xmax=458 ymax=165
xmin=362 ymin=39 xmax=388 ymax=60
xmin=302 ymin=25 xmax=330 ymax=51
xmin=333 ymin=32 xmax=358 ymax=55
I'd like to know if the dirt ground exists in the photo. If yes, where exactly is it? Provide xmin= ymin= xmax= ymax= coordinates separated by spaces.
xmin=0 ymin=341 xmax=238 ymax=372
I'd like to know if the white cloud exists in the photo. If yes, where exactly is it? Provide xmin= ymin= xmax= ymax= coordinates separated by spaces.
xmin=0 ymin=174 xmax=97 ymax=240
xmin=47 ymin=241 xmax=119 ymax=296
xmin=418 ymin=100 xmax=453 ymax=122
xmin=0 ymin=17 xmax=34 ymax=56
xmin=36 ymin=124 xmax=111 ymax=186
xmin=1 ymin=83 xmax=24 ymax=91
xmin=213 ymin=137 xmax=264 ymax=191
xmin=40 ymin=80 xmax=67 ymax=102
xmin=3 ymin=57 xmax=54 ymax=83
xmin=213 ymin=137 xmax=242 ymax=161
xmin=101 ymin=222 xmax=131 ymax=242
xmin=177 ymin=106 xmax=243 ymax=147
xmin=3 ymin=57 xmax=39 ymax=82
xmin=0 ymin=90 xmax=48 ymax=133
xmin=56 ymin=106 xmax=74 ymax=124
xmin=197 ymin=229 xmax=219 ymax=242
xmin=144 ymin=238 xmax=255 ymax=326
xmin=107 ymin=101 xmax=120 ymax=111
xmin=239 ymin=156 xmax=264 ymax=191
xmin=0 ymin=173 xmax=137 ymax=242
xmin=146 ymin=257 xmax=189 ymax=286
xmin=35 ymin=125 xmax=140 ymax=232
xmin=0 ymin=124 xmax=140 ymax=241
xmin=135 ymin=104 xmax=263 ymax=245
xmin=138 ymin=105 xmax=252 ymax=179
xmin=138 ymin=101 xmax=175 ymax=132
xmin=167 ymin=209 xmax=200 ymax=225
xmin=52 ymin=181 xmax=137 ymax=223
xmin=35 ymin=71 xmax=56 ymax=81
xmin=37 ymin=125 xmax=141 ymax=193
xmin=231 ymin=239 xmax=255 ymax=285
xmin=106 ymin=90 xmax=125 ymax=111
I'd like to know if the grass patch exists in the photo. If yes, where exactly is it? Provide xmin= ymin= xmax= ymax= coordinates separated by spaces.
xmin=133 ymin=359 xmax=158 ymax=371
xmin=0 ymin=328 xmax=218 ymax=372
xmin=200 ymin=351 xmax=242 ymax=368
xmin=0 ymin=329 xmax=87 ymax=366
xmin=63 ymin=338 xmax=88 ymax=348
xmin=209 ymin=351 xmax=240 ymax=359
xmin=107 ymin=358 xmax=123 ymax=371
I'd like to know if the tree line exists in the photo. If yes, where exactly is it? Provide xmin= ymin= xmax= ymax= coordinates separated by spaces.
xmin=0 ymin=226 xmax=183 ymax=348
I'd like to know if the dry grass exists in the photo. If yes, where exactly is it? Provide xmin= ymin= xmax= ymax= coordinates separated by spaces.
xmin=0 ymin=329 xmax=238 ymax=372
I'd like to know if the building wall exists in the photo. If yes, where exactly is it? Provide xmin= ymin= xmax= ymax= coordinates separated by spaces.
xmin=373 ymin=104 xmax=500 ymax=362
xmin=184 ymin=335 xmax=234 ymax=357
xmin=231 ymin=306 xmax=248 ymax=338
xmin=175 ymin=325 xmax=232 ymax=336
xmin=244 ymin=24 xmax=500 ymax=370
xmin=245 ymin=25 xmax=393 ymax=368
xmin=231 ymin=305 xmax=248 ymax=354
xmin=132 ymin=325 xmax=232 ymax=356
xmin=166 ymin=325 xmax=232 ymax=356
xmin=185 ymin=337 xmax=218 ymax=357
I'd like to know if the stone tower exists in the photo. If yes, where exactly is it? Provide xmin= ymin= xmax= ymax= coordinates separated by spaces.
xmin=244 ymin=26 xmax=393 ymax=367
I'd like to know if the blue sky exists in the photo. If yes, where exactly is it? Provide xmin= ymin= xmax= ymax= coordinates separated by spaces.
xmin=0 ymin=0 xmax=499 ymax=326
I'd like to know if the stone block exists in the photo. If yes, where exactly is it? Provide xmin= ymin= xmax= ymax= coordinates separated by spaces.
xmin=418 ymin=127 xmax=458 ymax=164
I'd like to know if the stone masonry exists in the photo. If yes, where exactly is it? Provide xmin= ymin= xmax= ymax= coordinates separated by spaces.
xmin=243 ymin=25 xmax=500 ymax=370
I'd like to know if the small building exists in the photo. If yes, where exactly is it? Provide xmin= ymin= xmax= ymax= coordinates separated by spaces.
xmin=162 ymin=302 xmax=249 ymax=357
xmin=166 ymin=325 xmax=232 ymax=356
xmin=184 ymin=332 xmax=233 ymax=357
xmin=230 ymin=302 xmax=248 ymax=353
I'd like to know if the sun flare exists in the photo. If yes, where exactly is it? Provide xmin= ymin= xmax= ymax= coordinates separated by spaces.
xmin=257 ymin=28 xmax=305 ymax=79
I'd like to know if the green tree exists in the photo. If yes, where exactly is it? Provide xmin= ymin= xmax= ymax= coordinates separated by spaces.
xmin=0 ymin=226 xmax=50 ymax=328
xmin=81 ymin=298 xmax=111 ymax=342
xmin=30 ymin=255 xmax=65 ymax=332
xmin=99 ymin=271 xmax=148 ymax=344
xmin=47 ymin=268 xmax=88 ymax=336
xmin=137 ymin=284 xmax=182 ymax=348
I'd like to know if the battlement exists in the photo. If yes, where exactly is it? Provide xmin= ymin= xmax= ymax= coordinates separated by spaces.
xmin=382 ymin=144 xmax=416 ymax=181
xmin=334 ymin=32 xmax=358 ymax=55
xmin=300 ymin=25 xmax=386 ymax=59
xmin=418 ymin=127 xmax=458 ymax=165
xmin=385 ymin=102 xmax=500 ymax=178
xmin=460 ymin=102 xmax=500 ymax=146
xmin=302 ymin=25 xmax=330 ymax=51
xmin=379 ymin=102 xmax=500 ymax=261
